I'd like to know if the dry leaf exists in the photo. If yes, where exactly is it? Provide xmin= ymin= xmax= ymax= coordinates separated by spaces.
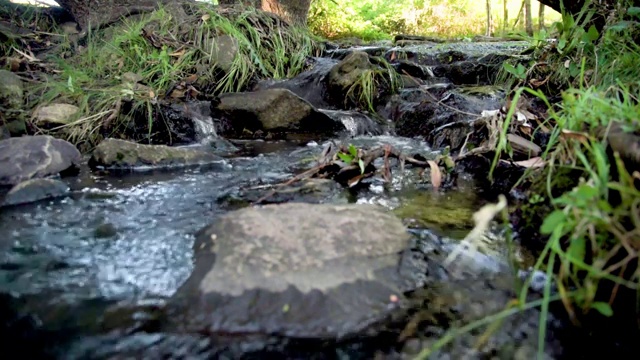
xmin=184 ymin=74 xmax=198 ymax=84
xmin=170 ymin=89 xmax=185 ymax=99
xmin=347 ymin=174 xmax=364 ymax=188
xmin=560 ymin=129 xmax=590 ymax=142
xmin=427 ymin=160 xmax=442 ymax=191
xmin=507 ymin=133 xmax=541 ymax=156
xmin=169 ymin=49 xmax=186 ymax=57
xmin=512 ymin=157 xmax=545 ymax=168
xmin=519 ymin=125 xmax=532 ymax=136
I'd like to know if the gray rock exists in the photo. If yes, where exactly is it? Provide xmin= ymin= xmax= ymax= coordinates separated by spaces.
xmin=0 ymin=126 xmax=9 ymax=140
xmin=170 ymin=203 xmax=412 ymax=338
xmin=215 ymin=89 xmax=344 ymax=139
xmin=204 ymin=34 xmax=238 ymax=72
xmin=0 ymin=135 xmax=81 ymax=186
xmin=32 ymin=103 xmax=79 ymax=125
xmin=326 ymin=51 xmax=397 ymax=109
xmin=385 ymin=41 xmax=529 ymax=85
xmin=386 ymin=86 xmax=504 ymax=150
xmin=89 ymin=138 xmax=223 ymax=170
xmin=326 ymin=51 xmax=376 ymax=97
xmin=253 ymin=57 xmax=338 ymax=109
xmin=0 ymin=69 xmax=23 ymax=109
xmin=2 ymin=178 xmax=69 ymax=207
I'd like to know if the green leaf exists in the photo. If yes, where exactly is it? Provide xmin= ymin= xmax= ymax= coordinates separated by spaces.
xmin=608 ymin=21 xmax=632 ymax=32
xmin=557 ymin=38 xmax=567 ymax=52
xmin=566 ymin=237 xmax=586 ymax=263
xmin=358 ymin=159 xmax=365 ymax=174
xmin=586 ymin=25 xmax=599 ymax=41
xmin=503 ymin=62 xmax=518 ymax=76
xmin=591 ymin=302 xmax=613 ymax=317
xmin=348 ymin=144 xmax=358 ymax=158
xmin=540 ymin=210 xmax=566 ymax=235
xmin=574 ymin=184 xmax=598 ymax=201
xmin=337 ymin=153 xmax=353 ymax=163
xmin=627 ymin=7 xmax=640 ymax=18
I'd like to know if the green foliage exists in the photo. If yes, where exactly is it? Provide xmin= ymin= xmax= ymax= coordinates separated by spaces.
xmin=309 ymin=0 xmax=559 ymax=41
xmin=24 ymin=3 xmax=320 ymax=149
xmin=337 ymin=144 xmax=365 ymax=174
xmin=344 ymin=57 xmax=400 ymax=112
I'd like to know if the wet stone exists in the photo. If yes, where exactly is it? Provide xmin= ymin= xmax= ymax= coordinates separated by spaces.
xmin=169 ymin=202 xmax=416 ymax=339
xmin=89 ymin=138 xmax=223 ymax=170
xmin=0 ymin=135 xmax=81 ymax=186
xmin=1 ymin=178 xmax=70 ymax=207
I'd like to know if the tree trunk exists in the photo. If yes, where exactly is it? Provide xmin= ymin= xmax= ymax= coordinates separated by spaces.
xmin=55 ymin=0 xmax=176 ymax=32
xmin=525 ymin=0 xmax=533 ymax=35
xmin=538 ymin=4 xmax=545 ymax=30
xmin=503 ymin=0 xmax=508 ymax=35
xmin=485 ymin=0 xmax=492 ymax=36
xmin=218 ymin=0 xmax=312 ymax=25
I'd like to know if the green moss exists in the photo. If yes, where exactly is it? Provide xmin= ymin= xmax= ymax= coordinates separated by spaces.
xmin=393 ymin=189 xmax=478 ymax=236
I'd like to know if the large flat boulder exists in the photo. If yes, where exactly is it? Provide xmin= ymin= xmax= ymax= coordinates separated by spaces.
xmin=0 ymin=135 xmax=81 ymax=186
xmin=89 ymin=138 xmax=222 ymax=170
xmin=170 ymin=203 xmax=413 ymax=338
xmin=214 ymin=88 xmax=345 ymax=140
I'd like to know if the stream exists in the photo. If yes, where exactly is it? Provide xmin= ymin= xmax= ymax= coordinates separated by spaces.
xmin=0 ymin=38 xmax=603 ymax=359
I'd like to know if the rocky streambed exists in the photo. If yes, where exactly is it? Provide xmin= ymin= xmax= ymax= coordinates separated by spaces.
xmin=0 ymin=25 xmax=621 ymax=359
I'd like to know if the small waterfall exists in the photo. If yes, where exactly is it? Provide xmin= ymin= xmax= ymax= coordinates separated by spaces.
xmin=318 ymin=109 xmax=387 ymax=137
xmin=172 ymin=100 xmax=218 ymax=143
xmin=192 ymin=115 xmax=217 ymax=143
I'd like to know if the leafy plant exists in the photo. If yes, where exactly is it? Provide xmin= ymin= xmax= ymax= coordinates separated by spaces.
xmin=337 ymin=144 xmax=365 ymax=174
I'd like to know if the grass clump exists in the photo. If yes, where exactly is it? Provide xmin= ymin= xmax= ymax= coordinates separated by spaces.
xmin=495 ymin=2 xmax=640 ymax=353
xmin=344 ymin=57 xmax=400 ymax=112
xmin=22 ymin=2 xmax=321 ymax=150
xmin=417 ymin=3 xmax=640 ymax=357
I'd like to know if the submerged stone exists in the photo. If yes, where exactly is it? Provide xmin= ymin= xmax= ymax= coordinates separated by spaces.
xmin=1 ymin=178 xmax=70 ymax=207
xmin=170 ymin=202 xmax=413 ymax=338
xmin=89 ymin=138 xmax=222 ymax=170
xmin=0 ymin=135 xmax=81 ymax=186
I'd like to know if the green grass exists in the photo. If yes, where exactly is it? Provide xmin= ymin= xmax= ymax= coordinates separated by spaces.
xmin=417 ymin=3 xmax=640 ymax=356
xmin=22 ymin=3 xmax=320 ymax=149
xmin=344 ymin=57 xmax=400 ymax=112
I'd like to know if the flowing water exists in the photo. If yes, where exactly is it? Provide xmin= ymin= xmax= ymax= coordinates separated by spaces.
xmin=0 ymin=133 xmax=523 ymax=356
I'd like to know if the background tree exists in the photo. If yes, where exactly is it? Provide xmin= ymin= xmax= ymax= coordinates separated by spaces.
xmin=218 ymin=0 xmax=312 ymax=25
xmin=524 ymin=0 xmax=532 ymax=35
xmin=503 ymin=0 xmax=508 ymax=35
xmin=538 ymin=3 xmax=545 ymax=30
xmin=485 ymin=0 xmax=492 ymax=36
